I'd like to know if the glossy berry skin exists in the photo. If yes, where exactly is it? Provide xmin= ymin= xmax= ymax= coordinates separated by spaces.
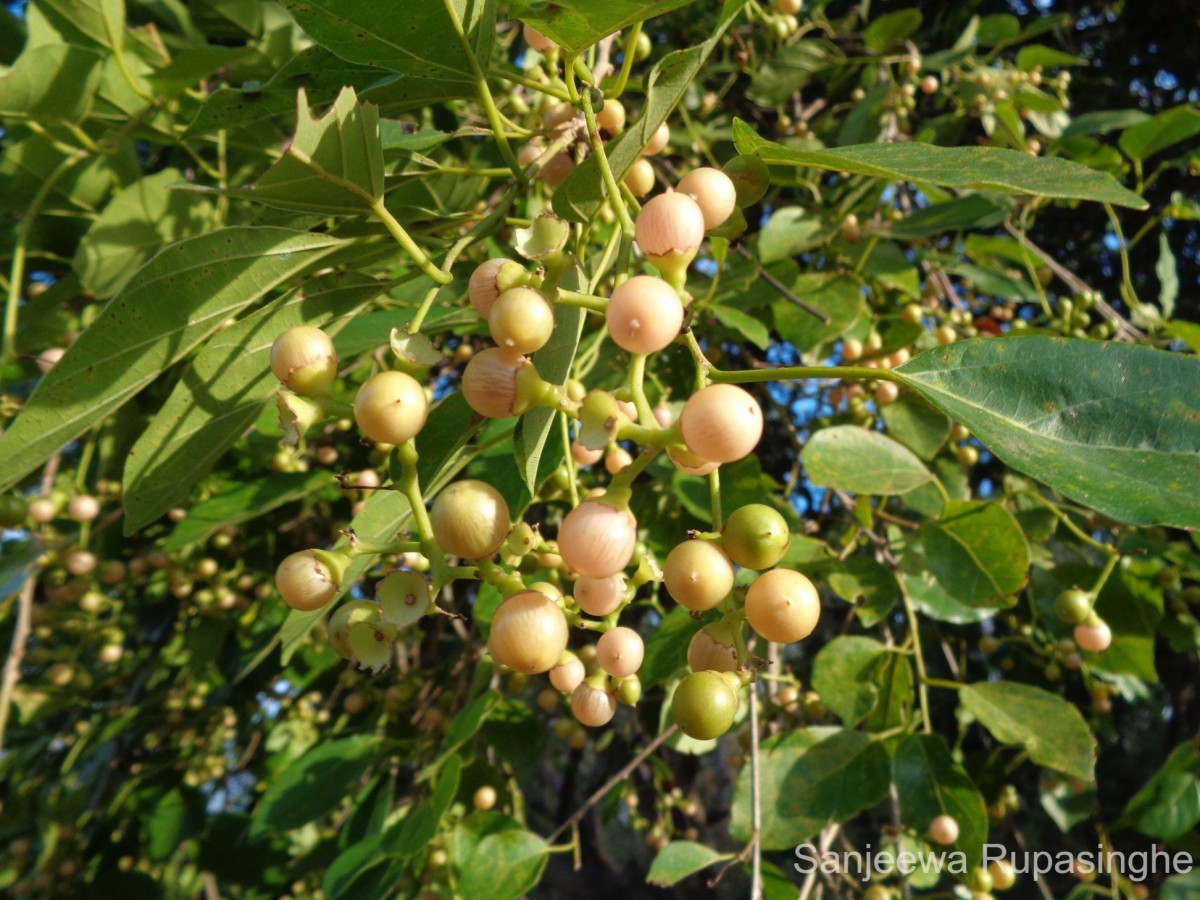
xmin=745 ymin=568 xmax=820 ymax=643
xmin=354 ymin=370 xmax=429 ymax=446
xmin=488 ymin=591 xmax=569 ymax=674
xmin=1074 ymin=620 xmax=1112 ymax=653
xmin=677 ymin=167 xmax=738 ymax=230
xmin=1054 ymin=589 xmax=1093 ymax=624
xmin=597 ymin=98 xmax=626 ymax=134
xmin=663 ymin=540 xmax=734 ymax=611
xmin=489 ymin=287 xmax=554 ymax=355
xmin=722 ymin=504 xmax=790 ymax=570
xmin=462 ymin=348 xmax=534 ymax=419
xmin=572 ymin=680 xmax=617 ymax=727
xmin=597 ymin=626 xmax=644 ymax=678
xmin=644 ymin=122 xmax=670 ymax=155
xmin=634 ymin=192 xmax=705 ymax=276
xmin=549 ymin=654 xmax=586 ymax=693
xmin=687 ymin=623 xmax=739 ymax=673
xmin=574 ymin=573 xmax=625 ymax=616
xmin=624 ymin=158 xmax=656 ymax=198
xmin=681 ymin=384 xmax=763 ymax=463
xmin=928 ymin=814 xmax=959 ymax=846
xmin=67 ymin=494 xmax=100 ymax=522
xmin=430 ymin=480 xmax=510 ymax=560
xmin=275 ymin=550 xmax=340 ymax=612
xmin=469 ymin=258 xmax=514 ymax=319
xmin=606 ymin=275 xmax=684 ymax=354
xmin=557 ymin=500 xmax=638 ymax=578
xmin=270 ymin=326 xmax=337 ymax=396
xmin=672 ymin=671 xmax=738 ymax=740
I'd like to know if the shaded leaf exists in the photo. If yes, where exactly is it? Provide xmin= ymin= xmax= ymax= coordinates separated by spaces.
xmin=803 ymin=425 xmax=932 ymax=495
xmin=648 ymin=841 xmax=729 ymax=887
xmin=251 ymin=735 xmax=382 ymax=836
xmin=512 ymin=0 xmax=693 ymax=55
xmin=880 ymin=393 xmax=951 ymax=460
xmin=811 ymin=636 xmax=886 ymax=725
xmin=1119 ymin=105 xmax=1200 ymax=162
xmin=918 ymin=500 xmax=1030 ymax=607
xmin=893 ymin=734 xmax=989 ymax=867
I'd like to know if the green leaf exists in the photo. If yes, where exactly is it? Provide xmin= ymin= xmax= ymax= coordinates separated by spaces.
xmin=733 ymin=119 xmax=1148 ymax=210
xmin=893 ymin=734 xmax=989 ymax=867
xmin=866 ymin=650 xmax=914 ymax=732
xmin=511 ymin=0 xmax=693 ymax=55
xmin=1162 ymin=870 xmax=1200 ymax=900
xmin=758 ymin=208 xmax=824 ymax=263
xmin=515 ymin=268 xmax=587 ymax=493
xmin=122 ymin=271 xmax=383 ymax=533
xmin=880 ymin=393 xmax=950 ymax=460
xmin=647 ymin=841 xmax=729 ymax=887
xmin=251 ymin=735 xmax=382 ymax=836
xmin=164 ymin=472 xmax=332 ymax=550
xmin=1118 ymin=743 xmax=1200 ymax=840
xmin=731 ymin=728 xmax=891 ymax=849
xmin=894 ymin=337 xmax=1200 ymax=529
xmin=864 ymin=9 xmax=922 ymax=54
xmin=771 ymin=273 xmax=863 ymax=352
xmin=0 ymin=228 xmax=343 ymax=495
xmin=1061 ymin=109 xmax=1151 ymax=139
xmin=711 ymin=304 xmax=770 ymax=350
xmin=279 ymin=0 xmax=494 ymax=105
xmin=74 ymin=168 xmax=216 ymax=298
xmin=1157 ymin=232 xmax=1179 ymax=319
xmin=918 ymin=501 xmax=1030 ymax=607
xmin=827 ymin=556 xmax=899 ymax=627
xmin=1118 ymin=105 xmax=1200 ymax=162
xmin=803 ymin=425 xmax=932 ymax=495
xmin=959 ymin=682 xmax=1096 ymax=781
xmin=457 ymin=820 xmax=548 ymax=900
xmin=552 ymin=0 xmax=744 ymax=224
xmin=811 ymin=636 xmax=886 ymax=725
xmin=878 ymin=194 xmax=1008 ymax=241
xmin=640 ymin=606 xmax=708 ymax=687
xmin=0 ymin=43 xmax=105 ymax=121
xmin=386 ymin=755 xmax=462 ymax=857
xmin=225 ymin=87 xmax=384 ymax=215
xmin=142 ymin=788 xmax=206 ymax=862
xmin=1015 ymin=44 xmax=1085 ymax=70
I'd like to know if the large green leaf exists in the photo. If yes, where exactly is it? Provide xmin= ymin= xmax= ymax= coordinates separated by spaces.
xmin=918 ymin=500 xmax=1030 ymax=607
xmin=0 ymin=228 xmax=343 ymax=495
xmin=771 ymin=273 xmax=863 ymax=351
xmin=894 ymin=337 xmax=1200 ymax=529
xmin=733 ymin=119 xmax=1147 ymax=209
xmin=811 ymin=636 xmax=886 ymax=726
xmin=385 ymin=756 xmax=462 ymax=857
xmin=731 ymin=728 xmax=890 ymax=850
xmin=803 ymin=425 xmax=932 ymax=495
xmin=1118 ymin=743 xmax=1200 ymax=841
xmin=893 ymin=734 xmax=989 ymax=867
xmin=279 ymin=0 xmax=493 ymax=104
xmin=959 ymin=682 xmax=1096 ymax=781
xmin=880 ymin=393 xmax=951 ymax=460
xmin=74 ymin=168 xmax=216 ymax=298
xmin=121 ymin=272 xmax=383 ymax=533
xmin=0 ymin=43 xmax=105 ymax=121
xmin=551 ymin=0 xmax=746 ymax=223
xmin=511 ymin=0 xmax=691 ymax=55
xmin=251 ymin=735 xmax=382 ymax=836
xmin=1118 ymin=105 xmax=1200 ymax=162
xmin=226 ymin=87 xmax=385 ymax=215
xmin=457 ymin=825 xmax=548 ymax=900
xmin=647 ymin=842 xmax=729 ymax=887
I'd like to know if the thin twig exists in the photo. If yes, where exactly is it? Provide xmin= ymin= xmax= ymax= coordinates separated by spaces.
xmin=546 ymin=725 xmax=678 ymax=845
xmin=749 ymin=685 xmax=763 ymax=900
xmin=735 ymin=245 xmax=831 ymax=324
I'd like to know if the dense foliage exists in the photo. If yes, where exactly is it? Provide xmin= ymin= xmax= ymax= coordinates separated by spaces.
xmin=0 ymin=1 xmax=1198 ymax=898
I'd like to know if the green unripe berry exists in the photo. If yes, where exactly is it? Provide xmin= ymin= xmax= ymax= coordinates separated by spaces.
xmin=722 ymin=504 xmax=790 ymax=570
xmin=671 ymin=671 xmax=738 ymax=740
xmin=1054 ymin=588 xmax=1093 ymax=625
xmin=721 ymin=155 xmax=770 ymax=207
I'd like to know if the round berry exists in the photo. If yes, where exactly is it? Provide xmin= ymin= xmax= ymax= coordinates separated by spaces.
xmin=1074 ymin=619 xmax=1112 ymax=653
xmin=523 ymin=23 xmax=555 ymax=52
xmin=635 ymin=192 xmax=705 ymax=276
xmin=664 ymin=540 xmax=734 ymax=611
xmin=597 ymin=99 xmax=626 ymax=134
xmin=574 ymin=573 xmax=626 ymax=616
xmin=354 ymin=370 xmax=429 ymax=446
xmin=276 ymin=550 xmax=341 ymax=612
xmin=430 ymin=480 xmax=510 ymax=560
xmin=677 ymin=167 xmax=738 ymax=230
xmin=488 ymin=591 xmax=569 ymax=674
xmin=473 ymin=785 xmax=497 ymax=811
xmin=672 ymin=671 xmax=738 ymax=740
xmin=721 ymin=155 xmax=770 ymax=207
xmin=571 ymin=680 xmax=617 ymax=727
xmin=1054 ymin=589 xmax=1093 ymax=624
xmin=557 ymin=500 xmax=638 ymax=578
xmin=722 ymin=504 xmax=790 ymax=570
xmin=549 ymin=653 xmax=586 ymax=693
xmin=571 ymin=439 xmax=603 ymax=467
xmin=271 ymin=326 xmax=337 ymax=396
xmin=644 ymin=122 xmax=670 ymax=156
xmin=469 ymin=258 xmax=515 ymax=319
xmin=681 ymin=384 xmax=763 ymax=463
xmin=745 ymin=568 xmax=820 ymax=643
xmin=66 ymin=551 xmax=97 ymax=577
xmin=687 ymin=623 xmax=739 ymax=673
xmin=489 ymin=287 xmax=555 ymax=355
xmin=37 ymin=347 xmax=65 ymax=374
xmin=928 ymin=814 xmax=959 ymax=846
xmin=462 ymin=348 xmax=535 ymax=419
xmin=606 ymin=275 xmax=684 ymax=354
xmin=597 ymin=627 xmax=644 ymax=678
xmin=988 ymin=859 xmax=1016 ymax=891
xmin=624 ymin=158 xmax=656 ymax=198
xmin=67 ymin=494 xmax=100 ymax=523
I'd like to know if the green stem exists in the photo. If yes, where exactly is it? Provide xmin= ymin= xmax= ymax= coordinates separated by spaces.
xmin=396 ymin=440 xmax=452 ymax=588
xmin=368 ymin=199 xmax=453 ymax=286
xmin=1090 ymin=551 xmax=1121 ymax=597
xmin=578 ymin=82 xmax=636 ymax=238
xmin=555 ymin=289 xmax=608 ymax=312
xmin=441 ymin=0 xmax=527 ymax=185
xmin=684 ymin=328 xmax=903 ymax=386
xmin=1104 ymin=203 xmax=1144 ymax=319
xmin=627 ymin=354 xmax=655 ymax=425
xmin=560 ymin=412 xmax=580 ymax=508
xmin=488 ymin=68 xmax=571 ymax=101
xmin=709 ymin=468 xmax=723 ymax=531
xmin=608 ymin=22 xmax=643 ymax=99
xmin=898 ymin=578 xmax=933 ymax=733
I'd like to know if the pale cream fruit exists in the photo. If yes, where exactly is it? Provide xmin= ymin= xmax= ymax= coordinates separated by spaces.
xmin=745 ymin=568 xmax=820 ymax=643
xmin=571 ymin=680 xmax=617 ymax=727
xmin=605 ymin=446 xmax=633 ymax=475
xmin=523 ymin=23 xmax=556 ymax=53
xmin=473 ymin=785 xmax=497 ymax=811
xmin=275 ymin=550 xmax=341 ymax=612
xmin=557 ymin=500 xmax=638 ymax=578
xmin=644 ymin=122 xmax=670 ymax=155
xmin=928 ymin=814 xmax=959 ymax=846
xmin=462 ymin=348 xmax=534 ymax=419
xmin=687 ymin=624 xmax=739 ymax=673
xmin=430 ymin=479 xmax=510 ymax=560
xmin=635 ymin=191 xmax=706 ymax=277
xmin=606 ymin=275 xmax=684 ymax=354
xmin=774 ymin=0 xmax=803 ymax=12
xmin=354 ymin=371 xmax=429 ymax=445
xmin=488 ymin=591 xmax=569 ymax=674
xmin=875 ymin=381 xmax=900 ymax=404
xmin=597 ymin=99 xmax=626 ymax=134
xmin=542 ymin=102 xmax=577 ymax=133
xmin=66 ymin=551 xmax=97 ymax=577
xmin=1074 ymin=620 xmax=1112 ymax=653
xmin=270 ymin=326 xmax=337 ymax=396
xmin=574 ymin=573 xmax=626 ymax=616
xmin=680 ymin=384 xmax=763 ymax=463
xmin=624 ymin=158 xmax=656 ymax=198
xmin=469 ymin=258 xmax=515 ymax=319
xmin=28 ymin=498 xmax=56 ymax=524
xmin=677 ymin=167 xmax=738 ymax=230
xmin=67 ymin=494 xmax=100 ymax=522
xmin=571 ymin=439 xmax=603 ymax=467
xmin=597 ymin=627 xmax=644 ymax=678
xmin=541 ymin=152 xmax=577 ymax=187
xmin=663 ymin=540 xmax=734 ymax=611
xmin=549 ymin=654 xmax=586 ymax=692
xmin=489 ymin=287 xmax=555 ymax=355
xmin=37 ymin=347 xmax=66 ymax=374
